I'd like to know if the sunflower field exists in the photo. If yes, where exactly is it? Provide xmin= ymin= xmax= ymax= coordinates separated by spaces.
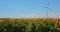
xmin=0 ymin=18 xmax=60 ymax=32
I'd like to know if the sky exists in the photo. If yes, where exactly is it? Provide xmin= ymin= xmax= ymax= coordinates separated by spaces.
xmin=0 ymin=0 xmax=60 ymax=18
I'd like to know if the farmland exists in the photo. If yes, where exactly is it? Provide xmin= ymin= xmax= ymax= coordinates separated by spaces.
xmin=0 ymin=18 xmax=60 ymax=32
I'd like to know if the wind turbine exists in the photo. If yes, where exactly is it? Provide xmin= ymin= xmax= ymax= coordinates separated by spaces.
xmin=45 ymin=0 xmax=49 ymax=21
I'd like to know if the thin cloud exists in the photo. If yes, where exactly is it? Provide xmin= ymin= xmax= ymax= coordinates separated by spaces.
xmin=0 ymin=13 xmax=60 ymax=18
xmin=18 ymin=13 xmax=60 ymax=18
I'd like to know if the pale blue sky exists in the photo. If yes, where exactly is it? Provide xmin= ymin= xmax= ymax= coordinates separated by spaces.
xmin=0 ymin=0 xmax=60 ymax=18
